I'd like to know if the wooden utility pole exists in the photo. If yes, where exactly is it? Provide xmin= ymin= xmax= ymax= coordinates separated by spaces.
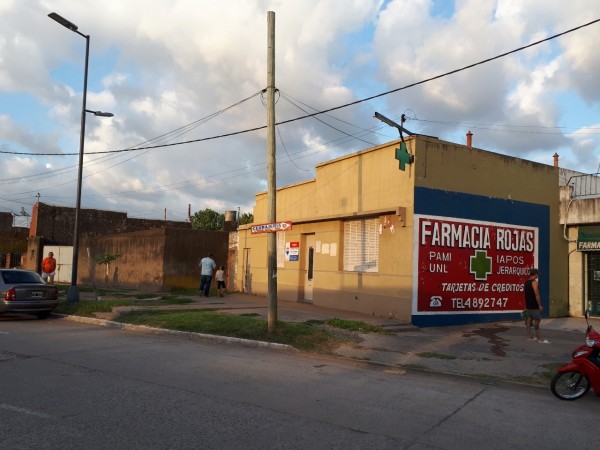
xmin=266 ymin=11 xmax=277 ymax=332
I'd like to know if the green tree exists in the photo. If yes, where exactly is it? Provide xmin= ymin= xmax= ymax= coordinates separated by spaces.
xmin=191 ymin=208 xmax=224 ymax=230
xmin=238 ymin=212 xmax=254 ymax=225
xmin=94 ymin=252 xmax=120 ymax=284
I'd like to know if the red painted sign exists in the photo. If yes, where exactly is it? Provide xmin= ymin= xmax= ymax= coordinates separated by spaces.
xmin=413 ymin=215 xmax=538 ymax=315
xmin=250 ymin=221 xmax=292 ymax=234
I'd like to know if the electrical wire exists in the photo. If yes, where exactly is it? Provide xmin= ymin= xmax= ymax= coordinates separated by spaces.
xmin=2 ymin=18 xmax=598 ymax=157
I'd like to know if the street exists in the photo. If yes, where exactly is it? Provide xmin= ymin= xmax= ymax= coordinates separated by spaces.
xmin=1 ymin=316 xmax=598 ymax=449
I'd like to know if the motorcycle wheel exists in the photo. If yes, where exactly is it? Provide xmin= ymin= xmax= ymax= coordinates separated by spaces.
xmin=550 ymin=371 xmax=590 ymax=401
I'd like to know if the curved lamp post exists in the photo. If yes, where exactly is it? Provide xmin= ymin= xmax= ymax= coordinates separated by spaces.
xmin=49 ymin=12 xmax=114 ymax=303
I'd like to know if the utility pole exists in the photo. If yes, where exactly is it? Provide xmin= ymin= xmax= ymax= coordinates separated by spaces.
xmin=266 ymin=11 xmax=277 ymax=332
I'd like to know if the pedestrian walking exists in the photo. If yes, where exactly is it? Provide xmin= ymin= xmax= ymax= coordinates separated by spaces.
xmin=524 ymin=268 xmax=550 ymax=344
xmin=41 ymin=251 xmax=57 ymax=284
xmin=199 ymin=253 xmax=217 ymax=297
xmin=215 ymin=266 xmax=226 ymax=297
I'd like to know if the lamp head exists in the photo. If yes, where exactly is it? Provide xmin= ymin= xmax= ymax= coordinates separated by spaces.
xmin=48 ymin=12 xmax=78 ymax=32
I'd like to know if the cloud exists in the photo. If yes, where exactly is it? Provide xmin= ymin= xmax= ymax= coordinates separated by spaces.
xmin=0 ymin=0 xmax=599 ymax=217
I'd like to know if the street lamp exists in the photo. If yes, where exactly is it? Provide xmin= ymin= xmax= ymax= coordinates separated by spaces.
xmin=49 ymin=12 xmax=113 ymax=303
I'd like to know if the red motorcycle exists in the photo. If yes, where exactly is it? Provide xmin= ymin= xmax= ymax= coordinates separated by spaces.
xmin=551 ymin=313 xmax=600 ymax=401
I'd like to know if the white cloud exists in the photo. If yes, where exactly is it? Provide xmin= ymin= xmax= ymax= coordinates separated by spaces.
xmin=0 ymin=0 xmax=598 ymax=217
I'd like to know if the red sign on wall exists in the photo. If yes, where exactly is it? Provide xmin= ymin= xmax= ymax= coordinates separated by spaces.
xmin=413 ymin=215 xmax=538 ymax=315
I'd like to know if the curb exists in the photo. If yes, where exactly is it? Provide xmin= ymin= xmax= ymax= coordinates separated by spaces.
xmin=52 ymin=313 xmax=298 ymax=353
xmin=48 ymin=313 xmax=559 ymax=390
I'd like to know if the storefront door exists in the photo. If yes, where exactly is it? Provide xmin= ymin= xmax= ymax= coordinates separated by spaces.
xmin=587 ymin=252 xmax=600 ymax=316
xmin=303 ymin=235 xmax=315 ymax=302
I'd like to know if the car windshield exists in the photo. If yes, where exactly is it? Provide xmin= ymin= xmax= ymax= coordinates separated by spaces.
xmin=1 ymin=270 xmax=43 ymax=284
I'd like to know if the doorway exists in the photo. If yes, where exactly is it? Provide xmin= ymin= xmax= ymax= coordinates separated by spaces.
xmin=303 ymin=235 xmax=315 ymax=302
xmin=587 ymin=252 xmax=600 ymax=316
xmin=243 ymin=248 xmax=251 ymax=294
xmin=42 ymin=245 xmax=72 ymax=284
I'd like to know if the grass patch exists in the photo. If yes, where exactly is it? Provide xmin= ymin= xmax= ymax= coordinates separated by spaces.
xmin=55 ymin=299 xmax=133 ymax=317
xmin=403 ymin=363 xmax=427 ymax=370
xmin=325 ymin=318 xmax=386 ymax=333
xmin=116 ymin=309 xmax=345 ymax=352
xmin=416 ymin=352 xmax=458 ymax=360
xmin=54 ymin=295 xmax=194 ymax=317
xmin=134 ymin=296 xmax=193 ymax=306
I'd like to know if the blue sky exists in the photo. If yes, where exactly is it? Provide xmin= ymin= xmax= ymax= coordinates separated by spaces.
xmin=1 ymin=0 xmax=599 ymax=220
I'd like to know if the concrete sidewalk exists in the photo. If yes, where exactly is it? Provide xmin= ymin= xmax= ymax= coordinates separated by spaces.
xmin=84 ymin=291 xmax=598 ymax=387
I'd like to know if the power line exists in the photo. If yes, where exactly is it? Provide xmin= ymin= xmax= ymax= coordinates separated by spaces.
xmin=3 ymin=18 xmax=598 ymax=158
xmin=410 ymin=117 xmax=600 ymax=134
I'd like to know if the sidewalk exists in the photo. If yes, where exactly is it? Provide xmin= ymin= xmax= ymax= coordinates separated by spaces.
xmin=81 ymin=291 xmax=597 ymax=387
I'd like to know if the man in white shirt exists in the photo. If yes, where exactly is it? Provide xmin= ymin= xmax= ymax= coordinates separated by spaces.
xmin=199 ymin=253 xmax=217 ymax=297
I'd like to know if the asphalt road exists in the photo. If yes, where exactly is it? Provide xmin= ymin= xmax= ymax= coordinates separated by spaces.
xmin=0 ymin=316 xmax=598 ymax=450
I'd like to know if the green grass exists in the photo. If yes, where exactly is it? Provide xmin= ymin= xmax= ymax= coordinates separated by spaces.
xmin=416 ymin=352 xmax=458 ymax=360
xmin=55 ymin=299 xmax=133 ymax=317
xmin=54 ymin=295 xmax=194 ymax=317
xmin=325 ymin=318 xmax=387 ymax=333
xmin=116 ymin=309 xmax=344 ymax=352
xmin=53 ymin=290 xmax=385 ymax=353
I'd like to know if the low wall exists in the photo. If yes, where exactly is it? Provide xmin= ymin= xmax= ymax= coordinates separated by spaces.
xmin=79 ymin=227 xmax=229 ymax=291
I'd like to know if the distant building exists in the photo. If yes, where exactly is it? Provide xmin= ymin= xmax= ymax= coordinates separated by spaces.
xmin=559 ymin=171 xmax=600 ymax=317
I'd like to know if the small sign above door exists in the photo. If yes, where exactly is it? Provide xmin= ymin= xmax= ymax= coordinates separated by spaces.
xmin=250 ymin=221 xmax=292 ymax=234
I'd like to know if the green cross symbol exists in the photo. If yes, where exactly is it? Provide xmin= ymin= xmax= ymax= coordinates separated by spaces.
xmin=395 ymin=142 xmax=413 ymax=171
xmin=470 ymin=250 xmax=492 ymax=280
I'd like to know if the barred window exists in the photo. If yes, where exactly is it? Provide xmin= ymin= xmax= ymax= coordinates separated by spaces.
xmin=343 ymin=218 xmax=379 ymax=272
xmin=277 ymin=231 xmax=285 ymax=268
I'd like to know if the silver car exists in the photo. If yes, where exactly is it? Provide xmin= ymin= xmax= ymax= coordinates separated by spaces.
xmin=0 ymin=269 xmax=59 ymax=319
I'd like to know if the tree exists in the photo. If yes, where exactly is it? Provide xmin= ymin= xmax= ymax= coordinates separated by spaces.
xmin=238 ymin=212 xmax=254 ymax=225
xmin=191 ymin=208 xmax=224 ymax=231
xmin=94 ymin=252 xmax=120 ymax=285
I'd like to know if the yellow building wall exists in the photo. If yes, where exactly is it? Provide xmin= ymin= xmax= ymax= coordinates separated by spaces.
xmin=241 ymin=140 xmax=416 ymax=319
xmin=237 ymin=136 xmax=568 ymax=321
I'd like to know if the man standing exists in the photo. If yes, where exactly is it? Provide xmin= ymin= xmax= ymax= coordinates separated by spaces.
xmin=524 ymin=268 xmax=550 ymax=344
xmin=199 ymin=253 xmax=217 ymax=297
xmin=41 ymin=251 xmax=57 ymax=284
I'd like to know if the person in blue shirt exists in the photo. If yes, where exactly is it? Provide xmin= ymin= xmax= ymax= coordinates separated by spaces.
xmin=199 ymin=253 xmax=217 ymax=297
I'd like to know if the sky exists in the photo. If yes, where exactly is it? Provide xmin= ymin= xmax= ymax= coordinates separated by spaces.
xmin=1 ymin=0 xmax=599 ymax=222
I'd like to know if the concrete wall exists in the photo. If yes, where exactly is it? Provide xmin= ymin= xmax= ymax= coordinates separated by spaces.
xmin=79 ymin=227 xmax=228 ymax=291
xmin=30 ymin=202 xmax=191 ymax=244
xmin=0 ymin=212 xmax=13 ymax=231
xmin=25 ymin=202 xmax=192 ymax=276
xmin=163 ymin=228 xmax=229 ymax=289
xmin=0 ymin=230 xmax=28 ymax=252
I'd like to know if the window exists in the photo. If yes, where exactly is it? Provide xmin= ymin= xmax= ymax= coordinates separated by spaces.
xmin=344 ymin=218 xmax=379 ymax=272
xmin=277 ymin=231 xmax=285 ymax=268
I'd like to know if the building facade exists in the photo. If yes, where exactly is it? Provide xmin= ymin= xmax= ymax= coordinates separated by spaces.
xmin=235 ymin=136 xmax=569 ymax=326
xmin=560 ymin=172 xmax=600 ymax=318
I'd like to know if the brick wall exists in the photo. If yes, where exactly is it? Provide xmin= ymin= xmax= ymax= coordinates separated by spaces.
xmin=31 ymin=202 xmax=191 ymax=244
xmin=79 ymin=227 xmax=229 ymax=291
xmin=0 ymin=212 xmax=13 ymax=231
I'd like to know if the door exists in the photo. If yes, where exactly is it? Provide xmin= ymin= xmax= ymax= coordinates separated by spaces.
xmin=43 ymin=245 xmax=72 ymax=284
xmin=304 ymin=235 xmax=315 ymax=302
xmin=243 ymin=248 xmax=251 ymax=294
xmin=587 ymin=252 xmax=600 ymax=316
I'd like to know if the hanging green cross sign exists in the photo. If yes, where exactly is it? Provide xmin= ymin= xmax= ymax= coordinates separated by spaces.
xmin=395 ymin=142 xmax=413 ymax=171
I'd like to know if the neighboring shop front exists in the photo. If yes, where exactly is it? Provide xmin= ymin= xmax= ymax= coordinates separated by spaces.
xmin=560 ymin=174 xmax=600 ymax=318
xmin=566 ymin=224 xmax=600 ymax=317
